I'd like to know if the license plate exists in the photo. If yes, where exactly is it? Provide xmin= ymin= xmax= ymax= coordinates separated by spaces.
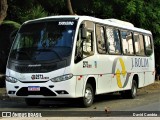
xmin=28 ymin=86 xmax=40 ymax=91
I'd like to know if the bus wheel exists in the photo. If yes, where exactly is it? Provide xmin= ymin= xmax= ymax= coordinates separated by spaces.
xmin=127 ymin=80 xmax=137 ymax=98
xmin=120 ymin=80 xmax=137 ymax=99
xmin=25 ymin=98 xmax=40 ymax=106
xmin=82 ymin=83 xmax=94 ymax=107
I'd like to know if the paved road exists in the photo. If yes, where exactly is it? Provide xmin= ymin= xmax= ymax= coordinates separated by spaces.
xmin=0 ymin=89 xmax=159 ymax=117
xmin=127 ymin=101 xmax=160 ymax=111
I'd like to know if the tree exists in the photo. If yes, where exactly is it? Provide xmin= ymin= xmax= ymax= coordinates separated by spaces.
xmin=0 ymin=0 xmax=8 ymax=23
xmin=66 ymin=0 xmax=75 ymax=15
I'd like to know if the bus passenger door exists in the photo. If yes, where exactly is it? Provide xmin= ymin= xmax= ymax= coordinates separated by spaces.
xmin=74 ymin=21 xmax=95 ymax=97
xmin=96 ymin=24 xmax=111 ymax=93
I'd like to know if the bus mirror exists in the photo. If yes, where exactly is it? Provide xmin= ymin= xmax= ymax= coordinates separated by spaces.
xmin=81 ymin=27 xmax=87 ymax=39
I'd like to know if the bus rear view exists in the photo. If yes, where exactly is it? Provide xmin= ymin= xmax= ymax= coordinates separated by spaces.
xmin=6 ymin=16 xmax=78 ymax=106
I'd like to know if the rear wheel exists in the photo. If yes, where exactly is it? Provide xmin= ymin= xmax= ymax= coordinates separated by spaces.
xmin=25 ymin=98 xmax=40 ymax=106
xmin=121 ymin=80 xmax=137 ymax=99
xmin=81 ymin=83 xmax=94 ymax=107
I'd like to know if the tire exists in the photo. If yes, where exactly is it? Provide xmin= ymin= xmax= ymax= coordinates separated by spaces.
xmin=25 ymin=98 xmax=40 ymax=106
xmin=81 ymin=83 xmax=94 ymax=107
xmin=121 ymin=80 xmax=137 ymax=99
xmin=127 ymin=80 xmax=137 ymax=98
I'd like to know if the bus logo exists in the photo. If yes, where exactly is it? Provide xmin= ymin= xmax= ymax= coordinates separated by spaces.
xmin=112 ymin=58 xmax=130 ymax=88
xmin=31 ymin=74 xmax=49 ymax=80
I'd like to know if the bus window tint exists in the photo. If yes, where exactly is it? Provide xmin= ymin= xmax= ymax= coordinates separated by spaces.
xmin=106 ymin=27 xmax=121 ymax=54
xmin=74 ymin=30 xmax=83 ymax=63
xmin=134 ymin=33 xmax=145 ymax=55
xmin=96 ymin=25 xmax=106 ymax=54
xmin=83 ymin=31 xmax=94 ymax=58
xmin=121 ymin=31 xmax=134 ymax=55
xmin=144 ymin=36 xmax=152 ymax=56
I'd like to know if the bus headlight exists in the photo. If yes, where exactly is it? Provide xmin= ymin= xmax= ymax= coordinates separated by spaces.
xmin=50 ymin=74 xmax=73 ymax=82
xmin=6 ymin=76 xmax=18 ymax=83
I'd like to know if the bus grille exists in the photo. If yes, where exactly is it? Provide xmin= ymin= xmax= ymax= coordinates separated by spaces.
xmin=15 ymin=65 xmax=57 ymax=73
xmin=16 ymin=87 xmax=57 ymax=96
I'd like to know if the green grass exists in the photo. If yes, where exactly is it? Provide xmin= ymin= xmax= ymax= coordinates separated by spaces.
xmin=2 ymin=20 xmax=21 ymax=29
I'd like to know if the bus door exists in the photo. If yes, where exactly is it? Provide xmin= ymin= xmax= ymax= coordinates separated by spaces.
xmin=74 ymin=21 xmax=95 ymax=96
xmin=96 ymin=24 xmax=111 ymax=93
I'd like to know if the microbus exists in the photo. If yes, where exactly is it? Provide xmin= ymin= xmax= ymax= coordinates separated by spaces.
xmin=6 ymin=16 xmax=155 ymax=107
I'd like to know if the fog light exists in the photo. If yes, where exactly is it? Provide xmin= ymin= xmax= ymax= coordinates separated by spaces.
xmin=56 ymin=90 xmax=68 ymax=94
xmin=8 ymin=91 xmax=16 ymax=94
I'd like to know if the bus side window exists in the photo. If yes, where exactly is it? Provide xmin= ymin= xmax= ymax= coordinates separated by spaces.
xmin=83 ymin=31 xmax=94 ymax=58
xmin=96 ymin=25 xmax=106 ymax=54
xmin=106 ymin=27 xmax=121 ymax=54
xmin=75 ymin=31 xmax=83 ymax=63
xmin=121 ymin=31 xmax=134 ymax=55
xmin=144 ymin=35 xmax=152 ymax=56
xmin=74 ymin=30 xmax=94 ymax=63
xmin=134 ymin=33 xmax=145 ymax=55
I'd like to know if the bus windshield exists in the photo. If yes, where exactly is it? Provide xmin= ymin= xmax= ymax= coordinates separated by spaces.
xmin=10 ymin=20 xmax=77 ymax=62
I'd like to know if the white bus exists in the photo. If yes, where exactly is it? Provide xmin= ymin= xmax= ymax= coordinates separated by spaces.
xmin=6 ymin=16 xmax=155 ymax=107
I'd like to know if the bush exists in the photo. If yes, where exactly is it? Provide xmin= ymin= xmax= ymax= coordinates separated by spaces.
xmin=0 ymin=20 xmax=21 ymax=73
xmin=20 ymin=5 xmax=48 ymax=22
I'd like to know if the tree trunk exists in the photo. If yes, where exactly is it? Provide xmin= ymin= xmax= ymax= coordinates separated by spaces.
xmin=66 ymin=0 xmax=75 ymax=15
xmin=0 ymin=0 xmax=8 ymax=23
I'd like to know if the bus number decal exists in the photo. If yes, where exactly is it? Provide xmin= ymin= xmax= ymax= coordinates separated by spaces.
xmin=83 ymin=61 xmax=92 ymax=68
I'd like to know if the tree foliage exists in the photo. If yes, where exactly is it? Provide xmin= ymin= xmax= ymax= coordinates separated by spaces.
xmin=0 ymin=0 xmax=160 ymax=74
xmin=20 ymin=5 xmax=48 ymax=22
xmin=4 ymin=0 xmax=160 ymax=45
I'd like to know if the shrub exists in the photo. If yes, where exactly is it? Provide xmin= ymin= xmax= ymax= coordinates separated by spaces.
xmin=0 ymin=20 xmax=20 ymax=73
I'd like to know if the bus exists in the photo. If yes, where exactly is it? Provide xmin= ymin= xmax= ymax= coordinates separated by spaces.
xmin=5 ymin=15 xmax=155 ymax=107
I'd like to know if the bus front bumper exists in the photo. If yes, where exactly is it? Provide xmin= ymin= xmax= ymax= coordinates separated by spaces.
xmin=5 ymin=77 xmax=77 ymax=98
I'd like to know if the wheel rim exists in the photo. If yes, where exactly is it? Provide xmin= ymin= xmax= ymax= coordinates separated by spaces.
xmin=84 ymin=88 xmax=93 ymax=104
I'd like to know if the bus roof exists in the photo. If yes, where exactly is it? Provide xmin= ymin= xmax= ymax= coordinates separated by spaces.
xmin=24 ymin=15 xmax=151 ymax=35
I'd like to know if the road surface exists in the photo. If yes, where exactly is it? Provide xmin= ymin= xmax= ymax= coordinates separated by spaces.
xmin=0 ymin=81 xmax=159 ymax=118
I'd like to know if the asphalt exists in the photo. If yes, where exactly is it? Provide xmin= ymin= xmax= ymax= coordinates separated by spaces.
xmin=0 ymin=81 xmax=159 ymax=120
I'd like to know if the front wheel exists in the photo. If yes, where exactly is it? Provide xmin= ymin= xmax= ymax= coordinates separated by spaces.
xmin=81 ymin=83 xmax=94 ymax=107
xmin=25 ymin=98 xmax=40 ymax=106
